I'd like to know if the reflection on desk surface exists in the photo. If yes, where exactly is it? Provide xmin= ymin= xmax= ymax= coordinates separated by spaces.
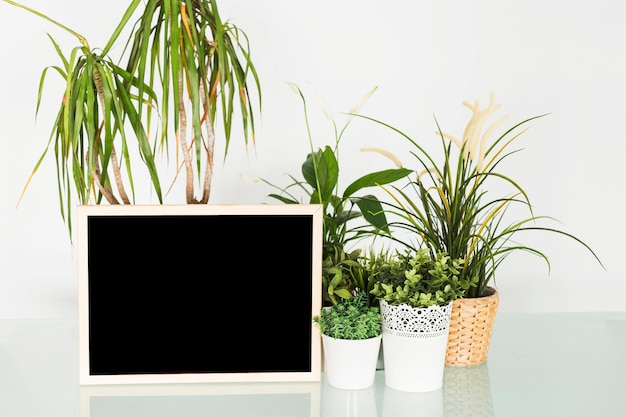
xmin=1 ymin=313 xmax=626 ymax=417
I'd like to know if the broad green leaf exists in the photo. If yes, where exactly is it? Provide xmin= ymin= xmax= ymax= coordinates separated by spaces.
xmin=302 ymin=146 xmax=338 ymax=204
xmin=343 ymin=168 xmax=412 ymax=198
xmin=354 ymin=195 xmax=389 ymax=233
xmin=334 ymin=288 xmax=353 ymax=300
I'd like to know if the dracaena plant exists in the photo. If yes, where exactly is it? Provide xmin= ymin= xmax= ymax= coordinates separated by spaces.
xmin=357 ymin=94 xmax=603 ymax=298
xmin=263 ymin=84 xmax=411 ymax=306
xmin=368 ymin=248 xmax=474 ymax=308
xmin=5 ymin=0 xmax=261 ymax=236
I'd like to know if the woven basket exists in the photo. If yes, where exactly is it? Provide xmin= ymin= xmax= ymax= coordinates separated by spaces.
xmin=445 ymin=287 xmax=499 ymax=367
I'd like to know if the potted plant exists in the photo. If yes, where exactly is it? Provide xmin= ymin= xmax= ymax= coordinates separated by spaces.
xmin=357 ymin=93 xmax=604 ymax=366
xmin=263 ymin=84 xmax=411 ymax=306
xmin=313 ymin=290 xmax=382 ymax=390
xmin=368 ymin=248 xmax=474 ymax=392
xmin=4 ymin=0 xmax=261 ymax=235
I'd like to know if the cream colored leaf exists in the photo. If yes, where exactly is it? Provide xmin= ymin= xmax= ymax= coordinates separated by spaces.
xmin=360 ymin=147 xmax=403 ymax=168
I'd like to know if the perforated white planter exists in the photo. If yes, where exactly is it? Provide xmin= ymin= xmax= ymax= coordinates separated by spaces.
xmin=322 ymin=333 xmax=382 ymax=390
xmin=380 ymin=300 xmax=453 ymax=392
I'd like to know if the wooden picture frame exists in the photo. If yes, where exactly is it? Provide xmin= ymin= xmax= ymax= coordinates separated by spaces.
xmin=77 ymin=204 xmax=323 ymax=385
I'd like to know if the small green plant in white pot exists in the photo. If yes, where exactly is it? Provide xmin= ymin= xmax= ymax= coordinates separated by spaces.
xmin=313 ymin=290 xmax=382 ymax=390
xmin=368 ymin=248 xmax=475 ymax=392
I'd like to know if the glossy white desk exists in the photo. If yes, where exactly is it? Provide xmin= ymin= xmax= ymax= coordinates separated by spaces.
xmin=1 ymin=313 xmax=625 ymax=417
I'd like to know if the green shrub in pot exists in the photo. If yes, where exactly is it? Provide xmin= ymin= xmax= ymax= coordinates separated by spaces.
xmin=367 ymin=247 xmax=475 ymax=392
xmin=313 ymin=290 xmax=382 ymax=340
xmin=368 ymin=248 xmax=474 ymax=307
xmin=313 ymin=290 xmax=383 ymax=390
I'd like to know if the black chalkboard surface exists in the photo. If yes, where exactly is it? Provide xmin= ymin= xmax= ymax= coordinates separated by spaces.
xmin=77 ymin=204 xmax=323 ymax=385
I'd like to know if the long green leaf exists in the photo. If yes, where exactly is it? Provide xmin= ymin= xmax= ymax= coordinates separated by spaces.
xmin=343 ymin=168 xmax=412 ymax=199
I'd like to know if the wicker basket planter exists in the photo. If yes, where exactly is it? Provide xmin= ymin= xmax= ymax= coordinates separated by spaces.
xmin=445 ymin=287 xmax=499 ymax=367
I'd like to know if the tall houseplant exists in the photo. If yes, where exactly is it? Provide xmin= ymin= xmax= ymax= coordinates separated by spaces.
xmin=357 ymin=93 xmax=604 ymax=366
xmin=263 ymin=84 xmax=411 ymax=306
xmin=4 ymin=0 xmax=261 ymax=234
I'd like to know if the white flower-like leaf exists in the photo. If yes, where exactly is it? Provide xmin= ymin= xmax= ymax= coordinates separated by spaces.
xmin=444 ymin=93 xmax=509 ymax=172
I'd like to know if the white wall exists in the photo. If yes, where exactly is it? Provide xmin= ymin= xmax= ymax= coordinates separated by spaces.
xmin=1 ymin=0 xmax=624 ymax=318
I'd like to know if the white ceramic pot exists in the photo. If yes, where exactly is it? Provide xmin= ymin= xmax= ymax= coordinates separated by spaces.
xmin=380 ymin=300 xmax=453 ymax=392
xmin=322 ymin=333 xmax=382 ymax=390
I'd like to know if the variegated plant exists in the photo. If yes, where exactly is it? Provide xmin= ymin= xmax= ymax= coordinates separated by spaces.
xmin=4 ymin=0 xmax=261 ymax=235
xmin=357 ymin=94 xmax=603 ymax=297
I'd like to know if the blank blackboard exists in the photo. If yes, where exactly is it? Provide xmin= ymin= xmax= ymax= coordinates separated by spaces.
xmin=77 ymin=204 xmax=323 ymax=385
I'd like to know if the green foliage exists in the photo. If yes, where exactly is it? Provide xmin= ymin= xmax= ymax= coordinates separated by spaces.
xmin=263 ymin=84 xmax=411 ymax=305
xmin=369 ymin=248 xmax=475 ymax=308
xmin=5 ymin=0 xmax=262 ymax=236
xmin=119 ymin=0 xmax=262 ymax=205
xmin=355 ymin=94 xmax=604 ymax=298
xmin=313 ymin=291 xmax=382 ymax=340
